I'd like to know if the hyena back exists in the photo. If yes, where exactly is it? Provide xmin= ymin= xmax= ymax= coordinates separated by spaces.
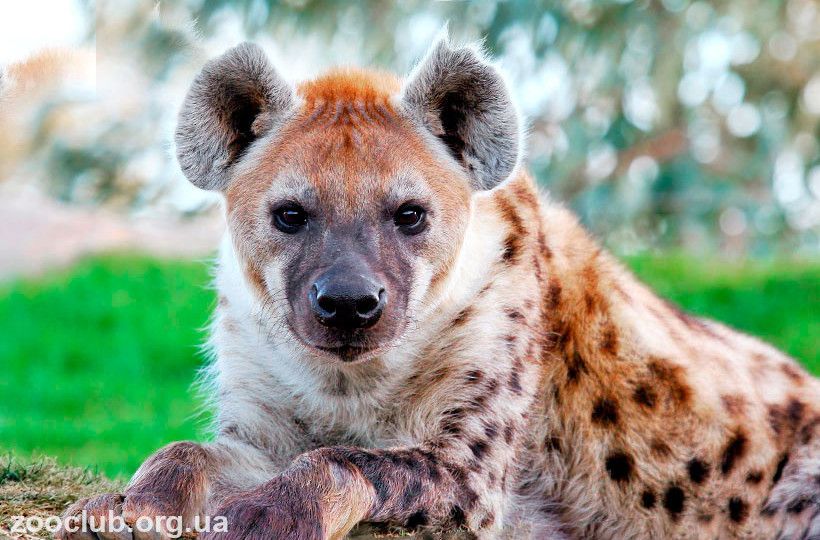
xmin=59 ymin=36 xmax=820 ymax=540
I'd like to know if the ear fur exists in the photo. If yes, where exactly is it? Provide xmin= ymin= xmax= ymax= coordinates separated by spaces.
xmin=400 ymin=33 xmax=521 ymax=190
xmin=175 ymin=43 xmax=295 ymax=191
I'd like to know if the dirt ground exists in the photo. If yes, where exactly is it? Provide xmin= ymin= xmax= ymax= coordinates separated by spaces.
xmin=0 ymin=188 xmax=224 ymax=281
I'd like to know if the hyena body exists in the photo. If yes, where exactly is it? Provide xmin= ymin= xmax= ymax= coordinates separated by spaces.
xmin=60 ymin=37 xmax=820 ymax=540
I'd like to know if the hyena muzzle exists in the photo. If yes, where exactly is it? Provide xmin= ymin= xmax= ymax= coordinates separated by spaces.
xmin=58 ymin=34 xmax=820 ymax=540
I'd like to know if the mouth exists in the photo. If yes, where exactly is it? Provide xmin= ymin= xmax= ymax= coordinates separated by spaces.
xmin=284 ymin=316 xmax=383 ymax=362
xmin=313 ymin=343 xmax=376 ymax=362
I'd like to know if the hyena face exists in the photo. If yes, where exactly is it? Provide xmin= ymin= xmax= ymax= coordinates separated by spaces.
xmin=224 ymin=103 xmax=473 ymax=361
xmin=175 ymin=40 xmax=520 ymax=362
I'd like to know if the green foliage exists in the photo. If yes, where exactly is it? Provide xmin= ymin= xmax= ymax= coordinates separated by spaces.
xmin=0 ymin=255 xmax=816 ymax=478
xmin=17 ymin=0 xmax=820 ymax=253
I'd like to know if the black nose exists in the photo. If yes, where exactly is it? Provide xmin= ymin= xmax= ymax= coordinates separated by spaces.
xmin=310 ymin=273 xmax=386 ymax=330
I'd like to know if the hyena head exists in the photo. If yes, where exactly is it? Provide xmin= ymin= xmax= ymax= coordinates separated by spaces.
xmin=175 ymin=36 xmax=520 ymax=362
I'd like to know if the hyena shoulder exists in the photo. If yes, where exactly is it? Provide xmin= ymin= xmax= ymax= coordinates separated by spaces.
xmin=428 ymin=167 xmax=820 ymax=539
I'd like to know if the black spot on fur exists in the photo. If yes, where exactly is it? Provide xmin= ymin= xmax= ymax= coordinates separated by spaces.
xmin=787 ymin=498 xmax=810 ymax=514
xmin=781 ymin=362 xmax=804 ymax=382
xmin=461 ymin=486 xmax=479 ymax=512
xmin=768 ymin=398 xmax=806 ymax=436
xmin=538 ymin=233 xmax=553 ymax=260
xmin=605 ymin=451 xmax=634 ymax=483
xmin=663 ymin=486 xmax=685 ymax=519
xmin=546 ymin=279 xmax=562 ymax=309
xmin=746 ymin=470 xmax=763 ymax=484
xmin=506 ymin=308 xmax=524 ymax=321
xmin=760 ymin=505 xmax=777 ymax=518
xmin=799 ymin=416 xmax=820 ymax=445
xmin=504 ymin=334 xmax=517 ymax=351
xmin=450 ymin=466 xmax=479 ymax=512
xmin=485 ymin=378 xmax=501 ymax=398
xmin=465 ymin=369 xmax=484 ymax=385
xmin=648 ymin=357 xmax=693 ymax=406
xmin=773 ymin=454 xmax=789 ymax=483
xmin=401 ymin=478 xmax=424 ymax=509
xmin=370 ymin=475 xmax=392 ymax=506
xmin=405 ymin=510 xmax=428 ymax=529
xmin=483 ymin=422 xmax=499 ymax=440
xmin=544 ymin=436 xmax=561 ymax=452
xmin=487 ymin=471 xmax=497 ymax=488
xmin=565 ymin=351 xmax=587 ymax=384
xmin=504 ymin=424 xmax=515 ymax=444
xmin=632 ymin=383 xmax=658 ymax=409
xmin=728 ymin=497 xmax=748 ymax=523
xmin=469 ymin=439 xmax=490 ymax=461
xmin=591 ymin=397 xmax=619 ymax=427
xmin=508 ymin=367 xmax=522 ymax=395
xmin=583 ymin=292 xmax=598 ymax=313
xmin=720 ymin=432 xmax=748 ymax=475
xmin=496 ymin=193 xmax=527 ymax=243
xmin=221 ymin=424 xmax=240 ymax=438
xmin=464 ymin=383 xmax=496 ymax=414
xmin=548 ymin=320 xmax=572 ymax=352
xmin=687 ymin=458 xmax=711 ymax=485
xmin=479 ymin=512 xmax=495 ymax=528
xmin=641 ymin=489 xmax=656 ymax=509
xmin=449 ymin=505 xmax=466 ymax=526
xmin=416 ymin=449 xmax=442 ymax=484
xmin=502 ymin=234 xmax=521 ymax=263
xmin=440 ymin=407 xmax=466 ymax=437
xmin=599 ymin=325 xmax=619 ymax=355
xmin=451 ymin=306 xmax=473 ymax=327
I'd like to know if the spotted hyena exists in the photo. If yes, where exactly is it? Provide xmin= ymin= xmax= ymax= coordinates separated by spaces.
xmin=58 ymin=35 xmax=820 ymax=540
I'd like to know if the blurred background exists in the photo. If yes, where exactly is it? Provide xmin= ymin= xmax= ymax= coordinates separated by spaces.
xmin=0 ymin=0 xmax=818 ymax=480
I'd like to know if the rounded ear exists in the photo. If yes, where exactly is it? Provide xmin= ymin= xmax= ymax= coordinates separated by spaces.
xmin=175 ymin=43 xmax=295 ymax=191
xmin=399 ymin=34 xmax=521 ymax=190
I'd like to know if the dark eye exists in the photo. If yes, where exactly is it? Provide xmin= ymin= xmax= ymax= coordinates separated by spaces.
xmin=272 ymin=204 xmax=308 ymax=233
xmin=394 ymin=204 xmax=427 ymax=235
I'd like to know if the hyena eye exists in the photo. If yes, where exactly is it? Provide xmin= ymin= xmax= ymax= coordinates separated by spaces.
xmin=272 ymin=204 xmax=308 ymax=233
xmin=394 ymin=204 xmax=427 ymax=235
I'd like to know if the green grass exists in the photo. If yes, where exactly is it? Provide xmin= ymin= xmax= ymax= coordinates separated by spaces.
xmin=0 ymin=255 xmax=215 ymax=480
xmin=627 ymin=255 xmax=819 ymax=371
xmin=0 ymin=254 xmax=817 ymax=479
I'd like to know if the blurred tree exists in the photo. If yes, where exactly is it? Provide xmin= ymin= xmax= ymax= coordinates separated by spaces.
xmin=6 ymin=0 xmax=820 ymax=256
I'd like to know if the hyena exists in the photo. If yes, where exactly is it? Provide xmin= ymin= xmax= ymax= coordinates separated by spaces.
xmin=59 ymin=36 xmax=820 ymax=540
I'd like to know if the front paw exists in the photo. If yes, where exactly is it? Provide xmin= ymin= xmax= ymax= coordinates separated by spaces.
xmin=203 ymin=482 xmax=324 ymax=540
xmin=58 ymin=493 xmax=131 ymax=540
xmin=57 ymin=490 xmax=199 ymax=540
xmin=60 ymin=441 xmax=209 ymax=540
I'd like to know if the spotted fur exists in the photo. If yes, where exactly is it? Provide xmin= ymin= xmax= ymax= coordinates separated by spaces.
xmin=59 ymin=35 xmax=820 ymax=540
